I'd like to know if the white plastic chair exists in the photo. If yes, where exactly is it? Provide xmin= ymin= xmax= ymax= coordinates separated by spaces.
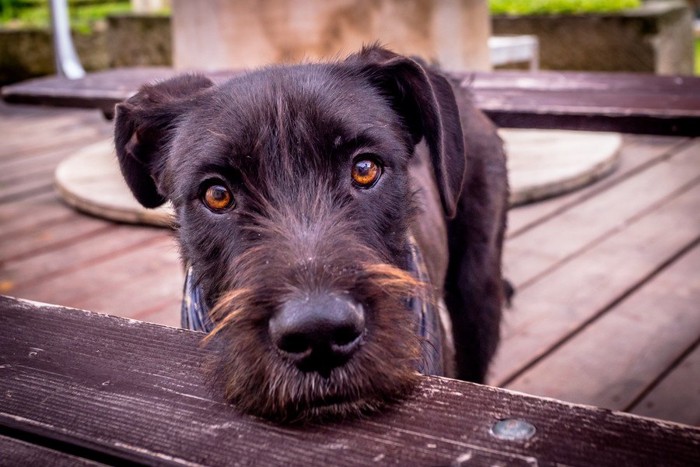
xmin=48 ymin=0 xmax=85 ymax=79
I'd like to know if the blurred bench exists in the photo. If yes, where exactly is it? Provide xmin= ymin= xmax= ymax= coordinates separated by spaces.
xmin=4 ymin=67 xmax=700 ymax=136
xmin=1 ymin=295 xmax=698 ymax=465
xmin=488 ymin=35 xmax=539 ymax=70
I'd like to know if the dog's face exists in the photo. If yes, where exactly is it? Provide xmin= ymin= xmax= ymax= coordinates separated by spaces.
xmin=114 ymin=47 xmax=465 ymax=421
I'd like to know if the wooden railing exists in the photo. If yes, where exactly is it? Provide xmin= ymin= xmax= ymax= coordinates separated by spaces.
xmin=1 ymin=296 xmax=698 ymax=465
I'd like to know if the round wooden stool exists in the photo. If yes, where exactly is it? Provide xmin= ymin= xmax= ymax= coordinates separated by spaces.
xmin=55 ymin=129 xmax=622 ymax=227
xmin=503 ymin=129 xmax=621 ymax=206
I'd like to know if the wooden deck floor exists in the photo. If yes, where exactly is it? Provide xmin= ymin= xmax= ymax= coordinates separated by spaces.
xmin=1 ymin=102 xmax=698 ymax=427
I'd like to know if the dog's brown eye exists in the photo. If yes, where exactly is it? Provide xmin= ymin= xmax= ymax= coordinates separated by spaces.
xmin=203 ymin=184 xmax=234 ymax=211
xmin=352 ymin=159 xmax=381 ymax=188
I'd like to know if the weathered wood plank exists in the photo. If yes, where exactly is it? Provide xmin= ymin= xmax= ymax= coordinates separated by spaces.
xmin=473 ymin=90 xmax=700 ymax=136
xmin=0 ymin=127 xmax=110 ymax=163
xmin=0 ymin=434 xmax=106 ymax=467
xmin=493 ymin=182 xmax=700 ymax=385
xmin=0 ymin=113 xmax=93 ymax=140
xmin=631 ymin=342 xmax=700 ymax=426
xmin=504 ymin=243 xmax=700 ymax=411
xmin=0 ymin=141 xmax=63 ymax=198
xmin=0 ymin=182 xmax=56 ymax=205
xmin=69 ymin=262 xmax=183 ymax=323
xmin=0 ymin=214 xmax=113 ymax=263
xmin=0 ymin=194 xmax=78 ymax=239
xmin=468 ymin=70 xmax=700 ymax=93
xmin=0 ymin=157 xmax=58 ymax=186
xmin=505 ymin=139 xmax=700 ymax=288
xmin=0 ymin=103 xmax=186 ymax=325
xmin=0 ymin=224 xmax=167 ymax=291
xmin=0 ymin=105 xmax=103 ymax=136
xmin=10 ymin=237 xmax=182 ymax=320
xmin=464 ymin=72 xmax=700 ymax=136
xmin=0 ymin=101 xmax=62 ymax=118
xmin=0 ymin=296 xmax=697 ymax=466
xmin=507 ymin=135 xmax=690 ymax=237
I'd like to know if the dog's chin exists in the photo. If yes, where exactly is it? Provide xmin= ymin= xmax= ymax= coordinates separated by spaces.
xmin=280 ymin=364 xmax=420 ymax=423
xmin=292 ymin=396 xmax=388 ymax=424
xmin=204 ymin=332 xmax=421 ymax=424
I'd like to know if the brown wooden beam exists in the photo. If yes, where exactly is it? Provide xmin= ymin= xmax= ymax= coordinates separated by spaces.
xmin=1 ymin=295 xmax=698 ymax=465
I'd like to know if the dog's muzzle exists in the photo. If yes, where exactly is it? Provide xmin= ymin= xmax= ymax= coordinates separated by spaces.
xmin=181 ymin=236 xmax=445 ymax=375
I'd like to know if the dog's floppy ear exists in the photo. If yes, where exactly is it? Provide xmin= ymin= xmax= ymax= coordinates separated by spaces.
xmin=114 ymin=75 xmax=214 ymax=208
xmin=351 ymin=46 xmax=466 ymax=219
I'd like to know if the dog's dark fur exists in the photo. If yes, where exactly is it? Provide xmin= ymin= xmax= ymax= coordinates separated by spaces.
xmin=114 ymin=46 xmax=508 ymax=422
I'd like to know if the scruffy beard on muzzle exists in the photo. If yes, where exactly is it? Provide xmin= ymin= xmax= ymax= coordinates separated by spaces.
xmin=201 ymin=261 xmax=427 ymax=423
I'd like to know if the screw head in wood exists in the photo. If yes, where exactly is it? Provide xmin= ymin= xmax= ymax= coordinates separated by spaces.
xmin=490 ymin=418 xmax=536 ymax=441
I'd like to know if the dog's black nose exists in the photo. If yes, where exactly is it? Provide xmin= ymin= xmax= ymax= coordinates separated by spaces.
xmin=269 ymin=294 xmax=365 ymax=373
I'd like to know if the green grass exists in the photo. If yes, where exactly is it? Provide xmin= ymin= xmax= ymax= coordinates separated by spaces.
xmin=695 ymin=38 xmax=700 ymax=75
xmin=490 ymin=0 xmax=641 ymax=15
xmin=1 ymin=1 xmax=131 ymax=32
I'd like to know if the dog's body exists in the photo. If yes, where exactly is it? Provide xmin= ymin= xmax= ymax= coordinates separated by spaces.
xmin=114 ymin=46 xmax=508 ymax=421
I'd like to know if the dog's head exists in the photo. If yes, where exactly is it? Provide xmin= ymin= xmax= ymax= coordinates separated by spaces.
xmin=114 ymin=46 xmax=465 ymax=422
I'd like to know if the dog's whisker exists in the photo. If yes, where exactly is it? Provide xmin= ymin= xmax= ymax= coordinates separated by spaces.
xmin=202 ymin=289 xmax=253 ymax=344
xmin=210 ymin=288 xmax=253 ymax=317
xmin=362 ymin=262 xmax=428 ymax=301
xmin=363 ymin=262 xmax=422 ymax=285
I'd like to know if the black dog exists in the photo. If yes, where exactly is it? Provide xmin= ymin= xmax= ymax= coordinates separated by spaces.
xmin=114 ymin=46 xmax=508 ymax=422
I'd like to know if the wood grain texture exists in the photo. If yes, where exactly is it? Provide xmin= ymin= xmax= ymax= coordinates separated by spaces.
xmin=0 ymin=434 xmax=106 ymax=467
xmin=0 ymin=214 xmax=112 ymax=263
xmin=10 ymin=237 xmax=182 ymax=324
xmin=1 ymin=296 xmax=698 ymax=466
xmin=1 ymin=125 xmax=109 ymax=162
xmin=0 ymin=193 xmax=73 ymax=234
xmin=0 ymin=225 xmax=167 ymax=290
xmin=507 ymin=135 xmax=690 ymax=237
xmin=0 ymin=106 xmax=110 ymax=161
xmin=494 ymin=181 xmax=700 ymax=385
xmin=631 ymin=343 xmax=700 ymax=426
xmin=464 ymin=71 xmax=700 ymax=136
xmin=505 ymin=139 xmax=700 ymax=289
xmin=0 ymin=102 xmax=182 ymax=326
xmin=505 ymin=243 xmax=700 ymax=410
xmin=466 ymin=71 xmax=700 ymax=95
